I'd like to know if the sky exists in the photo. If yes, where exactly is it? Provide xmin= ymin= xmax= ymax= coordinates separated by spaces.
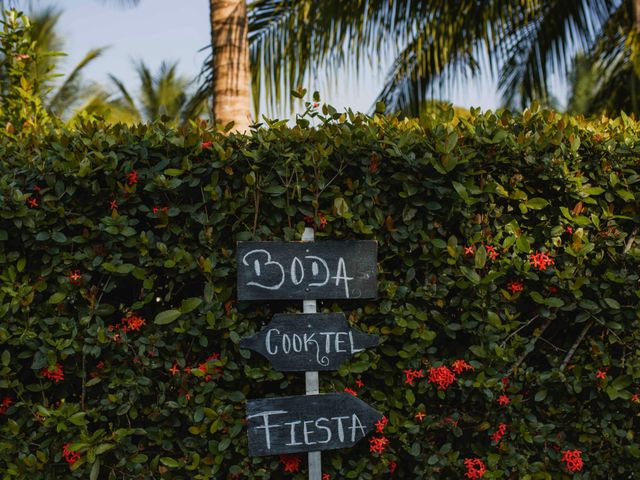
xmin=18 ymin=0 xmax=567 ymax=116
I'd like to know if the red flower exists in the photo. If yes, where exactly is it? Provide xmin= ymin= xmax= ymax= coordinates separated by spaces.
xmin=548 ymin=285 xmax=558 ymax=294
xmin=355 ymin=378 xmax=364 ymax=388
xmin=280 ymin=454 xmax=301 ymax=472
xmin=122 ymin=315 xmax=145 ymax=332
xmin=69 ymin=270 xmax=82 ymax=285
xmin=501 ymin=377 xmax=509 ymax=390
xmin=595 ymin=369 xmax=607 ymax=380
xmin=201 ymin=141 xmax=213 ymax=149
xmin=529 ymin=251 xmax=555 ymax=271
xmin=96 ymin=361 xmax=105 ymax=369
xmin=497 ymin=394 xmax=510 ymax=406
xmin=464 ymin=245 xmax=475 ymax=256
xmin=566 ymin=226 xmax=573 ymax=234
xmin=451 ymin=359 xmax=475 ymax=375
xmin=322 ymin=474 xmax=330 ymax=480
xmin=41 ymin=363 xmax=64 ymax=383
xmin=26 ymin=197 xmax=39 ymax=208
xmin=389 ymin=460 xmax=397 ymax=474
xmin=428 ymin=365 xmax=456 ymax=391
xmin=62 ymin=443 xmax=81 ymax=465
xmin=344 ymin=387 xmax=357 ymax=396
xmin=0 ymin=396 xmax=12 ymax=415
xmin=318 ymin=211 xmax=327 ymax=229
xmin=632 ymin=394 xmax=639 ymax=403
xmin=169 ymin=363 xmax=180 ymax=376
xmin=561 ymin=449 xmax=584 ymax=472
xmin=464 ymin=458 xmax=487 ymax=479
xmin=415 ymin=411 xmax=426 ymax=422
xmin=403 ymin=369 xmax=424 ymax=386
xmin=126 ymin=170 xmax=138 ymax=185
xmin=109 ymin=199 xmax=118 ymax=210
xmin=485 ymin=245 xmax=499 ymax=261
xmin=153 ymin=206 xmax=169 ymax=214
xmin=375 ymin=415 xmax=388 ymax=433
xmin=507 ymin=281 xmax=524 ymax=294
xmin=369 ymin=435 xmax=389 ymax=454
xmin=490 ymin=423 xmax=507 ymax=443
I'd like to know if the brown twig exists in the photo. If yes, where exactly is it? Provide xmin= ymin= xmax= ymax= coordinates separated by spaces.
xmin=559 ymin=319 xmax=594 ymax=372
xmin=507 ymin=316 xmax=554 ymax=376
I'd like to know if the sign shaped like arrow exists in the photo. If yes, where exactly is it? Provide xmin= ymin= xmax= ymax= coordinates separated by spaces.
xmin=246 ymin=393 xmax=381 ymax=456
xmin=237 ymin=241 xmax=377 ymax=300
xmin=240 ymin=313 xmax=379 ymax=371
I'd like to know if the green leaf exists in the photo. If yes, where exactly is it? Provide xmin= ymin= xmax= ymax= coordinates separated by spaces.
xmin=460 ymin=266 xmax=480 ymax=285
xmin=474 ymin=246 xmax=486 ymax=269
xmin=160 ymin=457 xmax=180 ymax=468
xmin=48 ymin=292 xmax=67 ymax=304
xmin=604 ymin=298 xmax=620 ymax=310
xmin=180 ymin=297 xmax=202 ymax=314
xmin=526 ymin=198 xmax=549 ymax=210
xmin=90 ymin=459 xmax=100 ymax=480
xmin=154 ymin=309 xmax=181 ymax=325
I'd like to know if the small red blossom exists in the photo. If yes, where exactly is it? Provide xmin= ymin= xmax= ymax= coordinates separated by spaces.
xmin=490 ymin=423 xmax=507 ymax=443
xmin=403 ymin=369 xmax=424 ymax=386
xmin=318 ymin=211 xmax=327 ymax=229
xmin=561 ymin=449 xmax=583 ymax=472
xmin=375 ymin=415 xmax=388 ymax=433
xmin=596 ymin=369 xmax=607 ymax=380
xmin=312 ymin=102 xmax=320 ymax=109
xmin=497 ymin=394 xmax=510 ymax=406
xmin=26 ymin=197 xmax=39 ymax=208
xmin=566 ymin=226 xmax=573 ymax=234
xmin=0 ymin=396 xmax=13 ymax=415
xmin=369 ymin=435 xmax=389 ymax=454
xmin=415 ymin=411 xmax=426 ymax=422
xmin=122 ymin=315 xmax=145 ymax=332
xmin=485 ymin=245 xmax=499 ymax=261
xmin=632 ymin=394 xmax=639 ymax=403
xmin=464 ymin=458 xmax=487 ymax=479
xmin=169 ymin=363 xmax=180 ymax=375
xmin=548 ymin=285 xmax=558 ymax=294
xmin=507 ymin=281 xmax=524 ymax=294
xmin=152 ymin=206 xmax=169 ymax=214
xmin=322 ymin=474 xmax=330 ymax=480
xmin=109 ymin=199 xmax=118 ymax=210
xmin=279 ymin=454 xmax=301 ymax=473
xmin=96 ymin=361 xmax=105 ymax=369
xmin=451 ymin=359 xmax=474 ymax=375
xmin=355 ymin=378 xmax=364 ymax=388
xmin=529 ymin=251 xmax=555 ymax=271
xmin=126 ymin=170 xmax=138 ymax=185
xmin=41 ymin=363 xmax=64 ymax=383
xmin=464 ymin=245 xmax=475 ymax=256
xmin=62 ymin=444 xmax=81 ymax=466
xmin=389 ymin=460 xmax=397 ymax=474
xmin=69 ymin=270 xmax=82 ymax=285
xmin=501 ymin=377 xmax=509 ymax=390
xmin=442 ymin=416 xmax=459 ymax=427
xmin=201 ymin=141 xmax=213 ymax=149
xmin=344 ymin=387 xmax=357 ymax=396
xmin=428 ymin=365 xmax=456 ymax=391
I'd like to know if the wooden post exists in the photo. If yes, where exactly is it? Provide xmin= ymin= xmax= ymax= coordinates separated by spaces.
xmin=301 ymin=227 xmax=321 ymax=480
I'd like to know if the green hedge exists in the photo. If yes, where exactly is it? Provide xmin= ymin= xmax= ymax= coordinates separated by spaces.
xmin=1 ymin=104 xmax=640 ymax=479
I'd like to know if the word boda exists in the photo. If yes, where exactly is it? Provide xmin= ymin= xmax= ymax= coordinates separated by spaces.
xmin=242 ymin=249 xmax=354 ymax=297
xmin=247 ymin=410 xmax=367 ymax=451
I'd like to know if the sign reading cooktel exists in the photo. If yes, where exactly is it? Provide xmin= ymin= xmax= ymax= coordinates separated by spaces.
xmin=246 ymin=393 xmax=381 ymax=456
xmin=240 ymin=313 xmax=379 ymax=371
xmin=236 ymin=241 xmax=377 ymax=300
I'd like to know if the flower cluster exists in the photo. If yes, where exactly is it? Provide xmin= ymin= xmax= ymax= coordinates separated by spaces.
xmin=428 ymin=365 xmax=456 ymax=391
xmin=490 ymin=423 xmax=507 ymax=443
xmin=41 ymin=363 xmax=64 ymax=383
xmin=464 ymin=458 xmax=487 ymax=479
xmin=403 ymin=368 xmax=424 ymax=386
xmin=108 ymin=314 xmax=146 ymax=340
xmin=485 ymin=245 xmax=499 ymax=261
xmin=68 ymin=270 xmax=82 ymax=285
xmin=0 ymin=396 xmax=13 ymax=415
xmin=369 ymin=435 xmax=389 ymax=454
xmin=497 ymin=394 xmax=510 ymax=406
xmin=452 ymin=359 xmax=475 ymax=375
xmin=561 ymin=449 xmax=584 ymax=472
xmin=507 ymin=281 xmax=524 ymax=294
xmin=529 ymin=251 xmax=555 ymax=271
xmin=344 ymin=387 xmax=357 ymax=396
xmin=304 ymin=211 xmax=328 ymax=229
xmin=62 ymin=444 xmax=81 ymax=465
xmin=375 ymin=415 xmax=388 ymax=433
xmin=126 ymin=170 xmax=138 ymax=185
xmin=280 ymin=454 xmax=301 ymax=472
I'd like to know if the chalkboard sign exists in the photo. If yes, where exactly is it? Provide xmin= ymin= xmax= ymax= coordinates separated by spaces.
xmin=240 ymin=313 xmax=379 ymax=371
xmin=246 ymin=393 xmax=382 ymax=456
xmin=237 ymin=241 xmax=377 ymax=300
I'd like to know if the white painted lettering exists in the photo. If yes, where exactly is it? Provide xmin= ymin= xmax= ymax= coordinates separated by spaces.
xmin=332 ymin=257 xmax=354 ymax=298
xmin=349 ymin=414 xmax=367 ymax=442
xmin=331 ymin=416 xmax=350 ymax=442
xmin=349 ymin=331 xmax=363 ymax=353
xmin=246 ymin=410 xmax=286 ymax=450
xmin=315 ymin=417 xmax=332 ymax=444
xmin=265 ymin=328 xmax=279 ymax=355
xmin=335 ymin=332 xmax=348 ymax=353
xmin=282 ymin=334 xmax=291 ymax=354
xmin=306 ymin=256 xmax=330 ymax=287
xmin=291 ymin=256 xmax=304 ymax=285
xmin=320 ymin=332 xmax=334 ymax=353
xmin=292 ymin=334 xmax=302 ymax=353
xmin=284 ymin=421 xmax=303 ymax=446
xmin=303 ymin=420 xmax=316 ymax=445
xmin=242 ymin=250 xmax=285 ymax=290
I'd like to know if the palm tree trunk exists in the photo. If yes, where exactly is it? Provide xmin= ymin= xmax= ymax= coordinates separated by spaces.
xmin=210 ymin=0 xmax=251 ymax=133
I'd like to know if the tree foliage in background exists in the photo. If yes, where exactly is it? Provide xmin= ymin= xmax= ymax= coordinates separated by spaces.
xmin=248 ymin=0 xmax=640 ymax=116
xmin=1 ymin=11 xmax=640 ymax=480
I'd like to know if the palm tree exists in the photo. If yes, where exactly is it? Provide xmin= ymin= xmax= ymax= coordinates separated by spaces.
xmin=102 ymin=60 xmax=205 ymax=124
xmin=111 ymin=0 xmax=251 ymax=131
xmin=248 ymin=0 xmax=635 ymax=116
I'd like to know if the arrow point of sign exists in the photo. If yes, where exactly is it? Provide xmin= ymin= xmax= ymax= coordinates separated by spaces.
xmin=239 ymin=334 xmax=259 ymax=351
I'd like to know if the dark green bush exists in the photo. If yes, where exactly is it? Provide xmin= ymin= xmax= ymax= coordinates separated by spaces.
xmin=0 ymin=102 xmax=639 ymax=479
